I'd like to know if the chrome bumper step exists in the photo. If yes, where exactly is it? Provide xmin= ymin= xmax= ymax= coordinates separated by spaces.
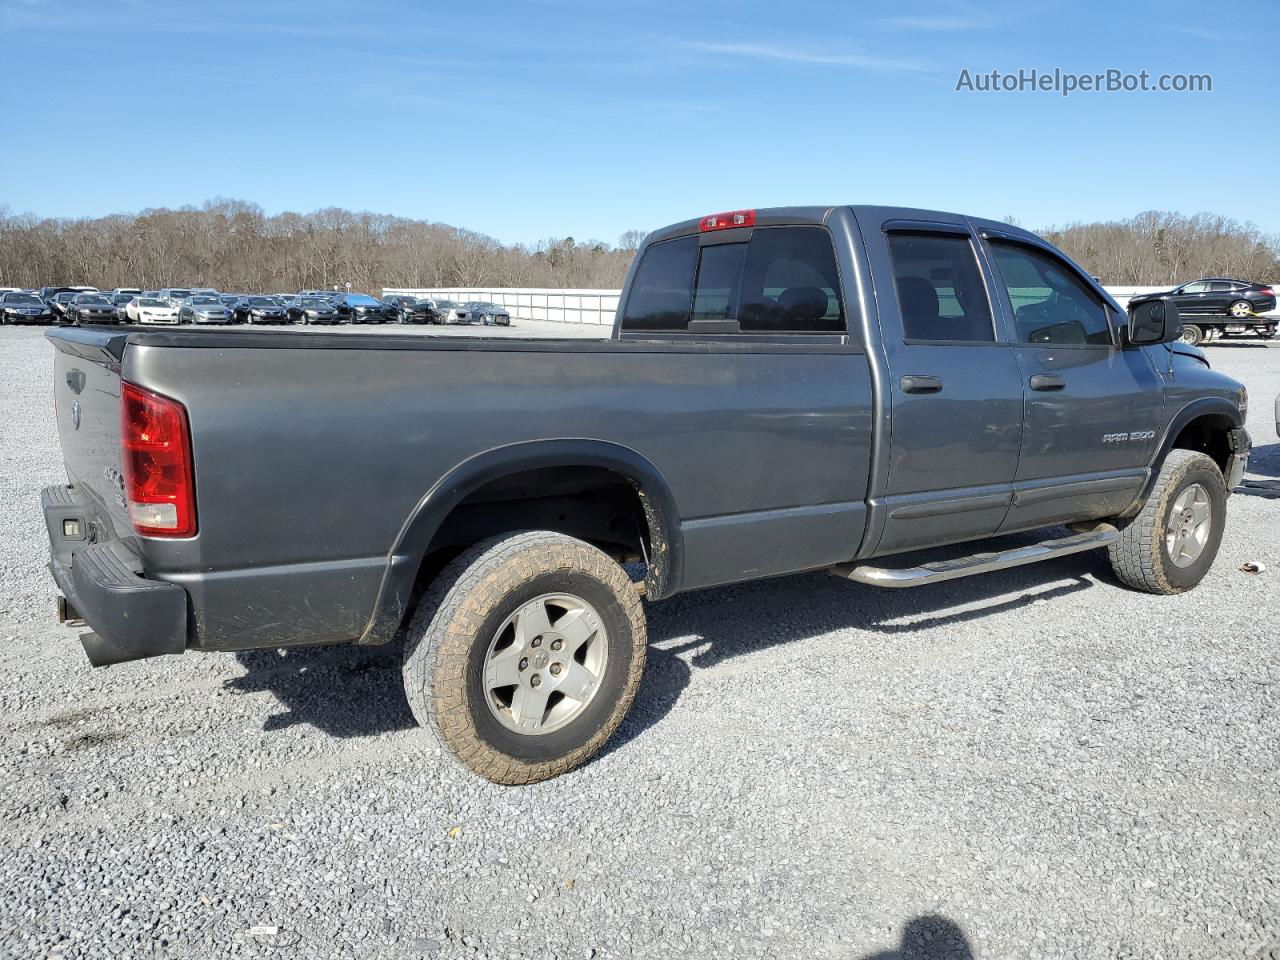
xmin=829 ymin=525 xmax=1118 ymax=588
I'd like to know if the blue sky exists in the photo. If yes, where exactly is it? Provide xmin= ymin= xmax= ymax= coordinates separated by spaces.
xmin=1 ymin=0 xmax=1275 ymax=246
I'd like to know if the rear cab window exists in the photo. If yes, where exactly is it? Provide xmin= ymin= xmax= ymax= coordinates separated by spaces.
xmin=621 ymin=226 xmax=846 ymax=336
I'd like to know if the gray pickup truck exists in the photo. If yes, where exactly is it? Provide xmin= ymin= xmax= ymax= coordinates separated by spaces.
xmin=42 ymin=205 xmax=1251 ymax=784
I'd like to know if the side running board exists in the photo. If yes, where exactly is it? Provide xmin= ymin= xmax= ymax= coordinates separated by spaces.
xmin=829 ymin=525 xmax=1118 ymax=588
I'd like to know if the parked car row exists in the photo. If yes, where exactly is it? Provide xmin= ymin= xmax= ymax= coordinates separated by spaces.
xmin=0 ymin=286 xmax=514 ymax=328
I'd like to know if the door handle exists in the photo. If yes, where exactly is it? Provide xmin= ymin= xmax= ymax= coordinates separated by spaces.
xmin=1029 ymin=374 xmax=1066 ymax=391
xmin=901 ymin=375 xmax=943 ymax=394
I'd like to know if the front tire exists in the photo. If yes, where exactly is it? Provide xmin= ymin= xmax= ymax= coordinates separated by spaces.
xmin=1107 ymin=449 xmax=1227 ymax=594
xmin=402 ymin=531 xmax=647 ymax=784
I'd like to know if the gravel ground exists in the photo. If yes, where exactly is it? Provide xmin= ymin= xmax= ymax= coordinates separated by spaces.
xmin=1 ymin=325 xmax=1277 ymax=960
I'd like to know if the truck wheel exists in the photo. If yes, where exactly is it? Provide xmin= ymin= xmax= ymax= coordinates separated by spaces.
xmin=1179 ymin=323 xmax=1203 ymax=346
xmin=402 ymin=531 xmax=647 ymax=784
xmin=1107 ymin=449 xmax=1226 ymax=595
xmin=1228 ymin=300 xmax=1252 ymax=319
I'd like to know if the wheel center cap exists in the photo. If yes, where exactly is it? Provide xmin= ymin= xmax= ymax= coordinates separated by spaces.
xmin=532 ymin=652 xmax=548 ymax=670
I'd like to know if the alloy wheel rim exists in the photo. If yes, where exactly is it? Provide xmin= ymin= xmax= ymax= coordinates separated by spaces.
xmin=482 ymin=593 xmax=608 ymax=735
xmin=1231 ymin=302 xmax=1251 ymax=318
xmin=1165 ymin=483 xmax=1212 ymax=568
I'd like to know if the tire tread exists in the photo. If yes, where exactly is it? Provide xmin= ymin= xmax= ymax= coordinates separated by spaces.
xmin=1108 ymin=449 xmax=1225 ymax=594
xmin=402 ymin=531 xmax=646 ymax=785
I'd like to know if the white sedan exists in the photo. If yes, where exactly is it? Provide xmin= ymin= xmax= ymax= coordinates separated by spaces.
xmin=125 ymin=296 xmax=181 ymax=325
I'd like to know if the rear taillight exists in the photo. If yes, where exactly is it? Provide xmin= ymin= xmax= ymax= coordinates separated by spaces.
xmin=1260 ymin=286 xmax=1274 ymax=297
xmin=699 ymin=209 xmax=755 ymax=232
xmin=120 ymin=381 xmax=196 ymax=537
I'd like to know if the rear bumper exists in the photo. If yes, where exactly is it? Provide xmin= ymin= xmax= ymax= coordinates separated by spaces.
xmin=43 ymin=485 xmax=188 ymax=666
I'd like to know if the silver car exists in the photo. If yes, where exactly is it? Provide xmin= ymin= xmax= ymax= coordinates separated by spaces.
xmin=178 ymin=295 xmax=233 ymax=325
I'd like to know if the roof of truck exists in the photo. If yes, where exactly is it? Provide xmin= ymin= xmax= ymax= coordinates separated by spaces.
xmin=644 ymin=205 xmax=1039 ymax=246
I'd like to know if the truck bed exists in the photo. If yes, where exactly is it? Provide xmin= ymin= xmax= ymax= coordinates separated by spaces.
xmin=47 ymin=325 xmax=874 ymax=654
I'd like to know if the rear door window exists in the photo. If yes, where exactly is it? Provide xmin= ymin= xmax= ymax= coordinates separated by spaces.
xmin=620 ymin=236 xmax=698 ymax=331
xmin=886 ymin=232 xmax=994 ymax=342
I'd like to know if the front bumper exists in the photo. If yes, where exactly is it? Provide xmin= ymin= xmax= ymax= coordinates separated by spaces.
xmin=43 ymin=485 xmax=188 ymax=666
xmin=1226 ymin=427 xmax=1251 ymax=490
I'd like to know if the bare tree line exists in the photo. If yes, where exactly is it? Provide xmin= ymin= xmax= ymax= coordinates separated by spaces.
xmin=1039 ymin=211 xmax=1280 ymax=285
xmin=0 ymin=198 xmax=642 ymax=293
xmin=1 ymin=200 xmax=1277 ymax=294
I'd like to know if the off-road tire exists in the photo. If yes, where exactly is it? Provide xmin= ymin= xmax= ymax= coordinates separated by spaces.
xmin=1107 ymin=449 xmax=1227 ymax=594
xmin=402 ymin=531 xmax=647 ymax=784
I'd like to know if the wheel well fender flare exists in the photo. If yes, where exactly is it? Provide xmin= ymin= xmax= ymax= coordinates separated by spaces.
xmin=358 ymin=439 xmax=683 ymax=644
xmin=1137 ymin=397 xmax=1243 ymax=503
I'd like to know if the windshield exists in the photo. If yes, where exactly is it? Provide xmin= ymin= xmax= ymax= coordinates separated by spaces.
xmin=247 ymin=297 xmax=275 ymax=306
xmin=139 ymin=298 xmax=168 ymax=307
xmin=465 ymin=302 xmax=497 ymax=310
xmin=191 ymin=296 xmax=222 ymax=305
xmin=56 ymin=293 xmax=77 ymax=301
xmin=301 ymin=298 xmax=330 ymax=308
xmin=435 ymin=300 xmax=458 ymax=309
xmin=78 ymin=295 xmax=111 ymax=305
xmin=346 ymin=294 xmax=380 ymax=305
xmin=4 ymin=294 xmax=41 ymax=304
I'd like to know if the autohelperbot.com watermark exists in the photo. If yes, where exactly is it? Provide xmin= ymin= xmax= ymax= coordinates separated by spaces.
xmin=955 ymin=67 xmax=1211 ymax=96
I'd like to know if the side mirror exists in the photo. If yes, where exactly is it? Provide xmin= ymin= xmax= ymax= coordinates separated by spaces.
xmin=1126 ymin=295 xmax=1181 ymax=346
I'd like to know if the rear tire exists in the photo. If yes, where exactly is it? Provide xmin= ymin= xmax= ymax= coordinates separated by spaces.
xmin=402 ymin=531 xmax=647 ymax=784
xmin=1179 ymin=323 xmax=1203 ymax=346
xmin=1107 ymin=449 xmax=1227 ymax=595
xmin=1228 ymin=299 xmax=1252 ymax=319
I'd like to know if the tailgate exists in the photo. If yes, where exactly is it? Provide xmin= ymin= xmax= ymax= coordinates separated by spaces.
xmin=48 ymin=327 xmax=134 ymax=538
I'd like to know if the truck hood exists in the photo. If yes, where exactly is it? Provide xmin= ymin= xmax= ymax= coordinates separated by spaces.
xmin=1169 ymin=341 xmax=1209 ymax=367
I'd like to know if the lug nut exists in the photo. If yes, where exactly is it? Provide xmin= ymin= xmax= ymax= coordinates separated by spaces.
xmin=519 ymin=658 xmax=529 ymax=671
xmin=550 ymin=639 xmax=563 ymax=651
xmin=550 ymin=663 xmax=562 ymax=676
xmin=531 ymin=674 xmax=542 ymax=688
xmin=531 ymin=636 xmax=542 ymax=648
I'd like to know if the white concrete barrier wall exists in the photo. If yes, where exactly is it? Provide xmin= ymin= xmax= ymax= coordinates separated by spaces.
xmin=384 ymin=285 xmax=1278 ymax=325
xmin=384 ymin=288 xmax=620 ymax=326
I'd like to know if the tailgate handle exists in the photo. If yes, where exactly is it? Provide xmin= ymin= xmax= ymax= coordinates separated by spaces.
xmin=901 ymin=375 xmax=943 ymax=394
xmin=1030 ymin=374 xmax=1066 ymax=391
